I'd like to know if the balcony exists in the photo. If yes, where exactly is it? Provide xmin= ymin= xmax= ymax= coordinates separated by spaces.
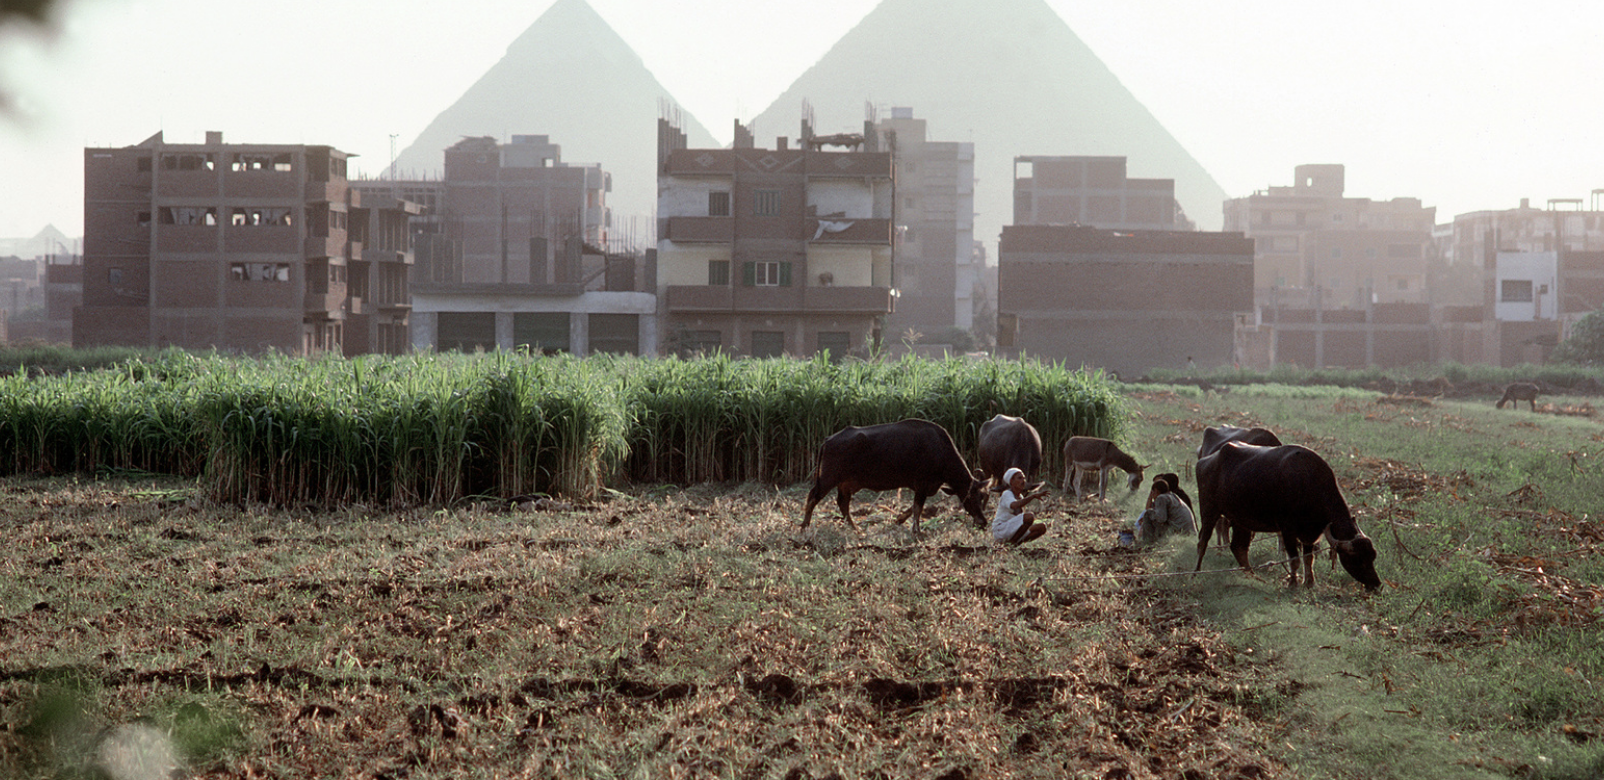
xmin=809 ymin=218 xmax=891 ymax=245
xmin=666 ymin=284 xmax=894 ymax=315
xmin=664 ymin=216 xmax=734 ymax=243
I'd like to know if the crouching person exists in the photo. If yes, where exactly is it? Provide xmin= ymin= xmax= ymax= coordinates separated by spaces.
xmin=993 ymin=467 xmax=1049 ymax=545
xmin=1131 ymin=476 xmax=1195 ymax=546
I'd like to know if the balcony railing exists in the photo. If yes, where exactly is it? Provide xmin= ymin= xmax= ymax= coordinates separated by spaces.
xmin=666 ymin=284 xmax=893 ymax=315
xmin=664 ymin=216 xmax=734 ymax=243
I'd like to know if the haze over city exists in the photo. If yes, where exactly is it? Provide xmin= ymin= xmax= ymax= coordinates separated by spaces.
xmin=3 ymin=0 xmax=1603 ymax=239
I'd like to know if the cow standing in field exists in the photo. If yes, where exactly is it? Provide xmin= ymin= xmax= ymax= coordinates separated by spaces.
xmin=801 ymin=419 xmax=989 ymax=537
xmin=1496 ymin=382 xmax=1541 ymax=411
xmin=977 ymin=414 xmax=1043 ymax=491
xmin=1193 ymin=442 xmax=1381 ymax=590
xmin=1062 ymin=437 xmax=1146 ymax=501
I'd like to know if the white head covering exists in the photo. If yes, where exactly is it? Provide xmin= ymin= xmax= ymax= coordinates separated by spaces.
xmin=1003 ymin=467 xmax=1024 ymax=485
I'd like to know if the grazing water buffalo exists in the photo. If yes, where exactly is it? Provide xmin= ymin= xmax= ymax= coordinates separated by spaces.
xmin=1195 ymin=425 xmax=1283 ymax=543
xmin=1496 ymin=382 xmax=1541 ymax=411
xmin=1193 ymin=443 xmax=1381 ymax=590
xmin=801 ymin=419 xmax=989 ymax=537
xmin=1197 ymin=424 xmax=1283 ymax=459
xmin=977 ymin=414 xmax=1043 ymax=491
xmin=1062 ymin=437 xmax=1146 ymax=501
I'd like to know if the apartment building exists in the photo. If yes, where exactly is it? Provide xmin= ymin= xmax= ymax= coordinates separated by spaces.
xmin=368 ymin=134 xmax=655 ymax=355
xmin=77 ymin=131 xmax=415 ymax=355
xmin=1224 ymin=165 xmax=1434 ymax=308
xmin=871 ymin=107 xmax=979 ymax=343
xmin=655 ymin=118 xmax=895 ymax=359
xmin=996 ymin=225 xmax=1253 ymax=376
xmin=1013 ymin=156 xmax=1190 ymax=231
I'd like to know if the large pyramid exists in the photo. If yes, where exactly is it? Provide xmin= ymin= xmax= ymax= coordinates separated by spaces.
xmin=387 ymin=0 xmax=717 ymax=232
xmin=750 ymin=0 xmax=1227 ymax=242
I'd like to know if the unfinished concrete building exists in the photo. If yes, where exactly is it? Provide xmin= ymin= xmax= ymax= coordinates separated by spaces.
xmin=77 ymin=131 xmax=415 ymax=355
xmin=1013 ymin=156 xmax=1191 ymax=231
xmin=872 ymin=107 xmax=980 ymax=346
xmin=996 ymin=225 xmax=1253 ymax=376
xmin=655 ymin=117 xmax=895 ymax=359
xmin=1224 ymin=164 xmax=1435 ymax=309
xmin=372 ymin=134 xmax=655 ymax=355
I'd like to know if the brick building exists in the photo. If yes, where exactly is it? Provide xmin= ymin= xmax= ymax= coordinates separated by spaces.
xmin=655 ymin=118 xmax=895 ymax=359
xmin=996 ymin=225 xmax=1253 ymax=375
xmin=1224 ymin=165 xmax=1434 ymax=308
xmin=369 ymin=135 xmax=655 ymax=355
xmin=1013 ymin=156 xmax=1190 ymax=231
xmin=77 ymin=131 xmax=415 ymax=355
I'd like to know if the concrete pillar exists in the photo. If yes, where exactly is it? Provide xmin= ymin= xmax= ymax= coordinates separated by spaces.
xmin=495 ymin=312 xmax=514 ymax=350
xmin=570 ymin=311 xmax=588 ymax=356
xmin=639 ymin=313 xmax=659 ymax=357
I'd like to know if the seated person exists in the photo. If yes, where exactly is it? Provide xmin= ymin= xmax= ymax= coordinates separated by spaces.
xmin=992 ymin=467 xmax=1049 ymax=546
xmin=1130 ymin=475 xmax=1196 ymax=546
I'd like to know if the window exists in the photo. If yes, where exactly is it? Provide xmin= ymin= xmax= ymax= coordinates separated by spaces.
xmin=1388 ymin=243 xmax=1418 ymax=259
xmin=708 ymin=260 xmax=730 ymax=286
xmin=750 ymin=331 xmax=785 ymax=358
xmin=1364 ymin=247 xmax=1378 ymax=259
xmin=108 ymin=267 xmax=123 ymax=287
xmin=231 ymin=153 xmax=292 ymax=172
xmin=1331 ymin=213 xmax=1344 ymax=222
xmin=162 ymin=153 xmax=214 ymax=172
xmin=1501 ymin=280 xmax=1534 ymax=303
xmin=708 ymin=191 xmax=731 ymax=217
xmin=745 ymin=260 xmax=791 ymax=287
xmin=1396 ymin=278 xmax=1409 ymax=291
xmin=230 ymin=207 xmax=293 ymax=227
xmin=230 ymin=263 xmax=290 ymax=282
xmin=1330 ymin=247 xmax=1342 ymax=259
xmin=754 ymin=189 xmax=780 ymax=216
xmin=160 ymin=206 xmax=218 ymax=226
xmin=904 ymin=197 xmax=916 ymax=209
xmin=136 ymin=211 xmax=151 ymax=227
xmin=136 ymin=156 xmax=152 ymax=173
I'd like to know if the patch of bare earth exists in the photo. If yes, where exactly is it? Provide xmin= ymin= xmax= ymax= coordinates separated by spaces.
xmin=0 ymin=478 xmax=1291 ymax=779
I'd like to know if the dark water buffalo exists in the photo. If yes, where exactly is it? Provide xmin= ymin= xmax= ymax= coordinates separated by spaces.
xmin=1193 ymin=443 xmax=1381 ymax=590
xmin=1197 ymin=424 xmax=1283 ymax=459
xmin=801 ymin=419 xmax=989 ymax=537
xmin=977 ymin=414 xmax=1042 ymax=491
xmin=1195 ymin=425 xmax=1282 ymax=543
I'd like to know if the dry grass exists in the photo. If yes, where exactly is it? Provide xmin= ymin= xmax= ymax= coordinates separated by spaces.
xmin=0 ymin=476 xmax=1290 ymax=779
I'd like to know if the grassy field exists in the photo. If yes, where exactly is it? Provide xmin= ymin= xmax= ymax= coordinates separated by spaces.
xmin=3 ymin=381 xmax=1604 ymax=778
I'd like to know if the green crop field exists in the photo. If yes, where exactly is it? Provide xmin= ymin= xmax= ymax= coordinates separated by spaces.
xmin=2 ymin=353 xmax=1603 ymax=778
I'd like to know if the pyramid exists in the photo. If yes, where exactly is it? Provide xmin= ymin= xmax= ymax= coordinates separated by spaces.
xmin=750 ymin=0 xmax=1228 ymax=242
xmin=388 ymin=0 xmax=718 ymax=232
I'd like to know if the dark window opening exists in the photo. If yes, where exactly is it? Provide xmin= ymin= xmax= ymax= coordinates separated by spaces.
xmin=708 ymin=260 xmax=730 ymax=286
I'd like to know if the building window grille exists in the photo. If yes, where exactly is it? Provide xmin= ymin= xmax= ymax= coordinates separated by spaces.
xmin=754 ymin=189 xmax=780 ymax=216
xmin=708 ymin=260 xmax=730 ymax=286
xmin=708 ymin=191 xmax=731 ymax=217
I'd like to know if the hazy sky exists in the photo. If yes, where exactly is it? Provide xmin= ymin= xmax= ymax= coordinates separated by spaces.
xmin=3 ymin=0 xmax=1603 ymax=239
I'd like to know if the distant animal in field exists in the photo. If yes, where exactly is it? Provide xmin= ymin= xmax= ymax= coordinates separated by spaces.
xmin=1193 ymin=442 xmax=1381 ymax=590
xmin=977 ymin=414 xmax=1042 ymax=491
xmin=1062 ymin=436 xmax=1146 ymax=501
xmin=1496 ymin=382 xmax=1541 ymax=411
xmin=801 ymin=418 xmax=989 ymax=537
